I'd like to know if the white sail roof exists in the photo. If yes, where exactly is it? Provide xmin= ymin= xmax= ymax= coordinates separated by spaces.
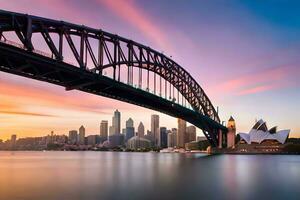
xmin=238 ymin=119 xmax=290 ymax=144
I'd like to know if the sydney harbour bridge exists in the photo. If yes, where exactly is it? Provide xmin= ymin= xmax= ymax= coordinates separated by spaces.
xmin=0 ymin=10 xmax=227 ymax=147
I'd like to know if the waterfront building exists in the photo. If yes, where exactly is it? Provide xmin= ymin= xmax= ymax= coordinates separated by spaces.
xmin=186 ymin=125 xmax=196 ymax=142
xmin=177 ymin=118 xmax=186 ymax=148
xmin=235 ymin=119 xmax=290 ymax=153
xmin=167 ymin=128 xmax=177 ymax=147
xmin=227 ymin=116 xmax=236 ymax=148
xmin=238 ymin=119 xmax=289 ymax=144
xmin=79 ymin=125 xmax=85 ymax=145
xmin=127 ymin=136 xmax=151 ymax=150
xmin=151 ymin=114 xmax=159 ymax=145
xmin=137 ymin=122 xmax=145 ymax=137
xmin=68 ymin=130 xmax=78 ymax=145
xmin=185 ymin=141 xmax=200 ymax=150
xmin=100 ymin=120 xmax=108 ymax=139
xmin=112 ymin=109 xmax=121 ymax=134
xmin=87 ymin=135 xmax=97 ymax=146
xmin=108 ymin=134 xmax=124 ymax=147
xmin=159 ymin=127 xmax=168 ymax=148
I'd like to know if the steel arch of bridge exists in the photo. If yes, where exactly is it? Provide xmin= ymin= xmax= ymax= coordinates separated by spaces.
xmin=0 ymin=10 xmax=227 ymax=147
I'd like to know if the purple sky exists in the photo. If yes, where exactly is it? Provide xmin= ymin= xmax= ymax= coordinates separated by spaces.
xmin=0 ymin=0 xmax=299 ymax=139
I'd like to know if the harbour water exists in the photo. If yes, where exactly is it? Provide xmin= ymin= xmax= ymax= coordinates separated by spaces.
xmin=0 ymin=151 xmax=299 ymax=200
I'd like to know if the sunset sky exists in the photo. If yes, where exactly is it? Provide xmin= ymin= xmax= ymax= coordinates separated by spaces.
xmin=0 ymin=0 xmax=300 ymax=140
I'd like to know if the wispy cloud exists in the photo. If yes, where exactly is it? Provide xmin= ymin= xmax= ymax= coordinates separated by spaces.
xmin=0 ymin=110 xmax=58 ymax=117
xmin=97 ymin=0 xmax=171 ymax=52
xmin=213 ymin=64 xmax=300 ymax=96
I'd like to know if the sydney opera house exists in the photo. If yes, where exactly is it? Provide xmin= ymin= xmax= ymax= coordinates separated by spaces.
xmin=236 ymin=119 xmax=290 ymax=153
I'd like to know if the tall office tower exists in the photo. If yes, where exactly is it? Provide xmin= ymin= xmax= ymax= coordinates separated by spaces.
xmin=126 ymin=118 xmax=134 ymax=128
xmin=167 ymin=132 xmax=173 ymax=147
xmin=151 ymin=114 xmax=159 ymax=145
xmin=177 ymin=118 xmax=186 ymax=148
xmin=125 ymin=118 xmax=135 ymax=142
xmin=78 ymin=125 xmax=85 ymax=145
xmin=159 ymin=127 xmax=168 ymax=148
xmin=137 ymin=122 xmax=145 ymax=137
xmin=227 ymin=116 xmax=236 ymax=148
xmin=112 ymin=109 xmax=121 ymax=134
xmin=68 ymin=130 xmax=78 ymax=145
xmin=87 ymin=135 xmax=97 ymax=146
xmin=186 ymin=125 xmax=196 ymax=142
xmin=100 ymin=120 xmax=108 ymax=139
xmin=171 ymin=128 xmax=177 ymax=147
xmin=109 ymin=126 xmax=114 ymax=136
xmin=10 ymin=134 xmax=17 ymax=148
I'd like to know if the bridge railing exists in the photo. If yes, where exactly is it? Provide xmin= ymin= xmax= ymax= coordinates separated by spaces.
xmin=0 ymin=37 xmax=78 ymax=67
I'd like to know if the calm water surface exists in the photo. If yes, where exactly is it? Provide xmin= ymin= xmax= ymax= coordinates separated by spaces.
xmin=0 ymin=151 xmax=299 ymax=200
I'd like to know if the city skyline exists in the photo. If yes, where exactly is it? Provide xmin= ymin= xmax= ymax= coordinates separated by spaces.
xmin=0 ymin=0 xmax=300 ymax=140
xmin=0 ymin=110 xmax=195 ymax=141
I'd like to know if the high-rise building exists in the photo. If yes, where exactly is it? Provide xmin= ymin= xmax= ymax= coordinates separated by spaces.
xmin=186 ymin=125 xmax=196 ymax=142
xmin=87 ymin=135 xmax=97 ymax=146
xmin=78 ymin=125 xmax=85 ymax=145
xmin=177 ymin=118 xmax=186 ymax=148
xmin=227 ymin=116 xmax=236 ymax=148
xmin=159 ymin=127 xmax=168 ymax=148
xmin=125 ymin=118 xmax=135 ymax=142
xmin=112 ymin=109 xmax=121 ymax=134
xmin=109 ymin=126 xmax=114 ymax=136
xmin=100 ymin=120 xmax=108 ymax=139
xmin=126 ymin=118 xmax=134 ymax=128
xmin=10 ymin=134 xmax=17 ymax=148
xmin=137 ymin=122 xmax=145 ymax=137
xmin=168 ymin=128 xmax=177 ymax=147
xmin=68 ymin=130 xmax=78 ymax=145
xmin=151 ymin=114 xmax=159 ymax=145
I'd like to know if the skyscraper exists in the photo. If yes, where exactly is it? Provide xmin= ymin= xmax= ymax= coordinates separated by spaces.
xmin=10 ymin=134 xmax=17 ymax=148
xmin=159 ymin=127 xmax=168 ymax=148
xmin=151 ymin=114 xmax=159 ymax=146
xmin=78 ymin=125 xmax=85 ymax=145
xmin=177 ymin=118 xmax=186 ymax=148
xmin=100 ymin=120 xmax=108 ymax=139
xmin=125 ymin=118 xmax=135 ymax=142
xmin=112 ymin=109 xmax=121 ymax=134
xmin=186 ymin=125 xmax=196 ymax=142
xmin=69 ymin=130 xmax=78 ymax=145
xmin=126 ymin=118 xmax=134 ymax=128
xmin=137 ymin=122 xmax=145 ymax=137
xmin=109 ymin=126 xmax=114 ymax=136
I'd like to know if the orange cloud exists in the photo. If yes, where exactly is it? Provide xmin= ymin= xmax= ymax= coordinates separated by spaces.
xmin=0 ymin=110 xmax=58 ymax=117
xmin=98 ymin=0 xmax=171 ymax=52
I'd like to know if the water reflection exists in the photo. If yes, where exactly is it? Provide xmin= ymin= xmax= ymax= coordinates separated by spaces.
xmin=0 ymin=152 xmax=299 ymax=200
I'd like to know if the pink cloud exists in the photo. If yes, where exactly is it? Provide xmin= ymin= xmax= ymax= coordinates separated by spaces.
xmin=97 ymin=0 xmax=171 ymax=52
xmin=212 ymin=64 xmax=299 ymax=96
xmin=237 ymin=84 xmax=276 ymax=96
xmin=0 ymin=0 xmax=99 ymax=27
